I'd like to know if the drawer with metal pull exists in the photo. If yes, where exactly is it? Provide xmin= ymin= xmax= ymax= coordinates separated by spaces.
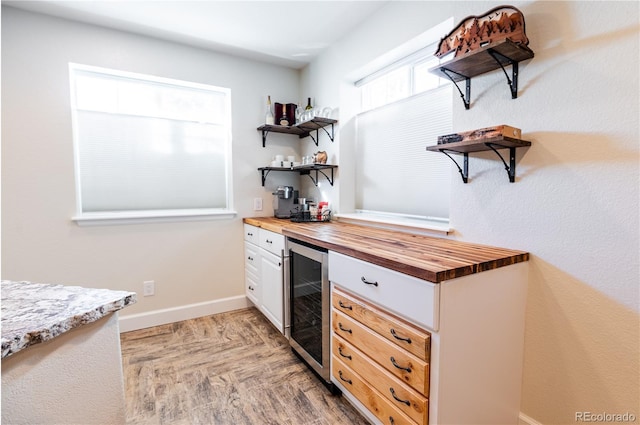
xmin=332 ymin=309 xmax=429 ymax=395
xmin=332 ymin=356 xmax=418 ymax=425
xmin=328 ymin=251 xmax=439 ymax=331
xmin=259 ymin=228 xmax=285 ymax=256
xmin=243 ymin=224 xmax=260 ymax=245
xmin=332 ymin=288 xmax=430 ymax=362
xmin=333 ymin=334 xmax=428 ymax=425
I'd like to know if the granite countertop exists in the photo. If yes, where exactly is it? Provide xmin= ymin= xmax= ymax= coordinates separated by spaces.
xmin=1 ymin=280 xmax=136 ymax=359
xmin=244 ymin=217 xmax=529 ymax=283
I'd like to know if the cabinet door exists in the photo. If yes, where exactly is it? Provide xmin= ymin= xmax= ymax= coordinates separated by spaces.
xmin=260 ymin=250 xmax=284 ymax=332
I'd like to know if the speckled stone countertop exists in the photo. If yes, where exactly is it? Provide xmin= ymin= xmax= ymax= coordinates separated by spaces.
xmin=1 ymin=280 xmax=136 ymax=359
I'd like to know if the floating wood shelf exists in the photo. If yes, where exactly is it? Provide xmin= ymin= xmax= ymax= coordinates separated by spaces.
xmin=429 ymin=39 xmax=534 ymax=109
xmin=427 ymin=136 xmax=531 ymax=183
xmin=257 ymin=117 xmax=337 ymax=147
xmin=258 ymin=164 xmax=338 ymax=186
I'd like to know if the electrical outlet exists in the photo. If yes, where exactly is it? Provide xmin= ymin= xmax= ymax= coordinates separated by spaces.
xmin=253 ymin=197 xmax=263 ymax=211
xmin=143 ymin=280 xmax=155 ymax=296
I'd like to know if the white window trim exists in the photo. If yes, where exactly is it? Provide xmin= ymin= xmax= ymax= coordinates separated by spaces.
xmin=72 ymin=209 xmax=237 ymax=226
xmin=69 ymin=63 xmax=235 ymax=225
xmin=335 ymin=211 xmax=451 ymax=235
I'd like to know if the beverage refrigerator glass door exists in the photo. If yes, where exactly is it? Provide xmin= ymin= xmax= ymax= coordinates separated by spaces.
xmin=287 ymin=238 xmax=338 ymax=394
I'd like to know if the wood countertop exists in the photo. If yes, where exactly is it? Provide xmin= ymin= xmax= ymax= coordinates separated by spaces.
xmin=243 ymin=217 xmax=528 ymax=283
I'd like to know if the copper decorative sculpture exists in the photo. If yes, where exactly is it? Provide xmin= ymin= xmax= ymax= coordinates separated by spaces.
xmin=435 ymin=5 xmax=529 ymax=59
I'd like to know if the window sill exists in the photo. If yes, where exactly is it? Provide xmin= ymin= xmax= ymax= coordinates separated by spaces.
xmin=72 ymin=209 xmax=237 ymax=226
xmin=334 ymin=212 xmax=451 ymax=235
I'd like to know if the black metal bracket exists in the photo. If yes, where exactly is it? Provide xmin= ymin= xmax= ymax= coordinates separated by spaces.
xmin=440 ymin=68 xmax=471 ymax=110
xmin=439 ymin=149 xmax=469 ymax=183
xmin=304 ymin=123 xmax=335 ymax=146
xmin=260 ymin=129 xmax=269 ymax=148
xmin=487 ymin=49 xmax=519 ymax=99
xmin=260 ymin=168 xmax=272 ymax=186
xmin=485 ymin=143 xmax=517 ymax=182
xmin=300 ymin=167 xmax=335 ymax=186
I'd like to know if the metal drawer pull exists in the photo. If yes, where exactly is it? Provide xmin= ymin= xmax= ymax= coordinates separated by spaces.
xmin=247 ymin=256 xmax=253 ymax=261
xmin=389 ymin=387 xmax=411 ymax=406
xmin=338 ymin=323 xmax=352 ymax=334
xmin=247 ymin=232 xmax=253 ymax=236
xmin=361 ymin=276 xmax=378 ymax=286
xmin=266 ymin=239 xmax=273 ymax=244
xmin=390 ymin=328 xmax=412 ymax=344
xmin=338 ymin=300 xmax=353 ymax=310
xmin=338 ymin=370 xmax=352 ymax=385
xmin=389 ymin=417 xmax=395 ymax=425
xmin=390 ymin=356 xmax=412 ymax=373
xmin=338 ymin=347 xmax=352 ymax=360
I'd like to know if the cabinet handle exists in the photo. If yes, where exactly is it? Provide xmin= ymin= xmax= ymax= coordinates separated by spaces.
xmin=338 ymin=300 xmax=353 ymax=310
xmin=390 ymin=328 xmax=412 ymax=344
xmin=338 ymin=370 xmax=352 ymax=385
xmin=338 ymin=347 xmax=352 ymax=360
xmin=389 ymin=387 xmax=411 ymax=406
xmin=338 ymin=323 xmax=352 ymax=334
xmin=361 ymin=276 xmax=378 ymax=286
xmin=390 ymin=356 xmax=411 ymax=373
xmin=248 ymin=286 xmax=253 ymax=291
xmin=389 ymin=417 xmax=395 ymax=425
xmin=247 ymin=256 xmax=253 ymax=261
xmin=247 ymin=232 xmax=253 ymax=236
xmin=266 ymin=239 xmax=273 ymax=244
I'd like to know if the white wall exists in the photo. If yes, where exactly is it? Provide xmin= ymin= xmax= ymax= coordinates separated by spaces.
xmin=302 ymin=1 xmax=639 ymax=424
xmin=1 ymin=7 xmax=302 ymax=325
xmin=2 ymin=314 xmax=126 ymax=424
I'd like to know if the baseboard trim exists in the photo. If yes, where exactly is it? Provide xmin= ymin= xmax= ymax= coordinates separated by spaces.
xmin=520 ymin=412 xmax=543 ymax=425
xmin=118 ymin=295 xmax=251 ymax=332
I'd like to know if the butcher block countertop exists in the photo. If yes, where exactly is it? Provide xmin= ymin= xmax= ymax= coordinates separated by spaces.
xmin=244 ymin=217 xmax=528 ymax=283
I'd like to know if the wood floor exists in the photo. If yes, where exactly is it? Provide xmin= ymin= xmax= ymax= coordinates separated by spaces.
xmin=120 ymin=307 xmax=370 ymax=425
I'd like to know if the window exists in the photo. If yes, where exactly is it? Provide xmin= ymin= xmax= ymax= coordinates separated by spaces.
xmin=354 ymin=43 xmax=453 ymax=227
xmin=69 ymin=64 xmax=234 ymax=224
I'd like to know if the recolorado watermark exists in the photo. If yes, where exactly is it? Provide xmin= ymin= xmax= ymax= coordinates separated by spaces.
xmin=576 ymin=412 xmax=637 ymax=422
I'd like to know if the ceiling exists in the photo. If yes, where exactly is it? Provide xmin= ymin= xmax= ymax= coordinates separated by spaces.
xmin=3 ymin=0 xmax=389 ymax=69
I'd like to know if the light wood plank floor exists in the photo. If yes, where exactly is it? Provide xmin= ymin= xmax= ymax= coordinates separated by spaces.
xmin=120 ymin=307 xmax=370 ymax=425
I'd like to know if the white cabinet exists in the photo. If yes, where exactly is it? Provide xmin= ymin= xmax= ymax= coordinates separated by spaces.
xmin=260 ymin=249 xmax=284 ymax=332
xmin=329 ymin=251 xmax=528 ymax=425
xmin=243 ymin=224 xmax=287 ymax=334
xmin=244 ymin=224 xmax=261 ymax=307
xmin=244 ymin=242 xmax=260 ymax=305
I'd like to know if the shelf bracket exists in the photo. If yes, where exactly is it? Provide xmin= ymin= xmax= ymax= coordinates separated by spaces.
xmin=439 ymin=149 xmax=469 ymax=183
xmin=440 ymin=68 xmax=471 ymax=110
xmin=485 ymin=143 xmax=517 ymax=182
xmin=305 ymin=123 xmax=335 ymax=146
xmin=300 ymin=167 xmax=335 ymax=186
xmin=260 ymin=129 xmax=270 ymax=148
xmin=320 ymin=123 xmax=335 ymax=142
xmin=308 ymin=131 xmax=318 ymax=146
xmin=487 ymin=49 xmax=519 ymax=99
xmin=260 ymin=168 xmax=272 ymax=186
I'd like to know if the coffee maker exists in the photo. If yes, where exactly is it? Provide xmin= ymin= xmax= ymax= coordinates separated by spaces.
xmin=273 ymin=186 xmax=298 ymax=218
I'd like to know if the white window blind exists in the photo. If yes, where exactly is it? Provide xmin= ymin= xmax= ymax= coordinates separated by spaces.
xmin=69 ymin=64 xmax=233 ymax=222
xmin=355 ymin=85 xmax=452 ymax=220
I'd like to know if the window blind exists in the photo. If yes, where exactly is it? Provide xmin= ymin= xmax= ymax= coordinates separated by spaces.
xmin=355 ymin=85 xmax=452 ymax=220
xmin=70 ymin=64 xmax=232 ymax=214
